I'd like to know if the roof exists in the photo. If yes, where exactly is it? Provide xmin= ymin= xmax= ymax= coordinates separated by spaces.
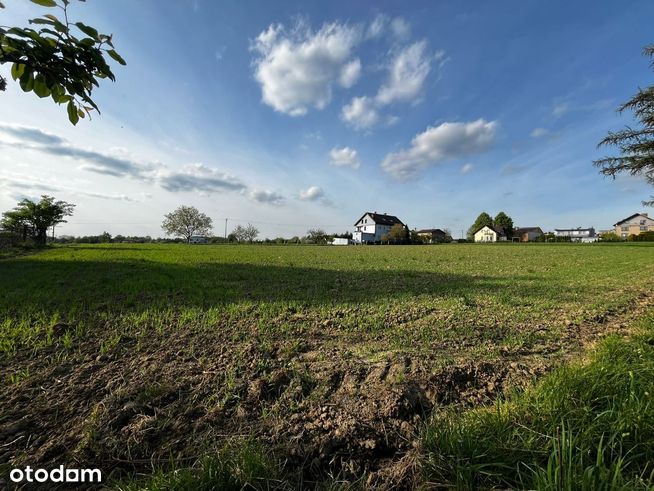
xmin=473 ymin=224 xmax=506 ymax=237
xmin=614 ymin=213 xmax=651 ymax=226
xmin=554 ymin=228 xmax=594 ymax=232
xmin=354 ymin=212 xmax=404 ymax=227
xmin=514 ymin=227 xmax=543 ymax=234
xmin=416 ymin=228 xmax=446 ymax=235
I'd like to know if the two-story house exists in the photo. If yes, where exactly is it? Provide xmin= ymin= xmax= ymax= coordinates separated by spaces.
xmin=554 ymin=227 xmax=596 ymax=242
xmin=353 ymin=212 xmax=404 ymax=243
xmin=473 ymin=225 xmax=507 ymax=242
xmin=614 ymin=213 xmax=654 ymax=239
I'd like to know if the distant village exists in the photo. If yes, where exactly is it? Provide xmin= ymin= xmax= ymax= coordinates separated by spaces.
xmin=343 ymin=211 xmax=654 ymax=245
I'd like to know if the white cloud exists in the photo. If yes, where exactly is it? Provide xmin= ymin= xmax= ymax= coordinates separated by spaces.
xmin=376 ymin=40 xmax=432 ymax=105
xmin=329 ymin=146 xmax=361 ymax=169
xmin=381 ymin=119 xmax=497 ymax=179
xmin=158 ymin=163 xmax=246 ymax=193
xmin=249 ymin=189 xmax=285 ymax=205
xmin=339 ymin=58 xmax=362 ymax=88
xmin=342 ymin=40 xmax=441 ymax=130
xmin=460 ymin=163 xmax=474 ymax=174
xmin=299 ymin=185 xmax=325 ymax=201
xmin=341 ymin=96 xmax=379 ymax=129
xmin=390 ymin=17 xmax=411 ymax=40
xmin=251 ymin=21 xmax=361 ymax=116
xmin=531 ymin=127 xmax=549 ymax=138
xmin=552 ymin=103 xmax=569 ymax=117
xmin=366 ymin=14 xmax=387 ymax=39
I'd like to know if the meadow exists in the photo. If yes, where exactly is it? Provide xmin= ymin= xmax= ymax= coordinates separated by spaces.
xmin=1 ymin=243 xmax=653 ymax=488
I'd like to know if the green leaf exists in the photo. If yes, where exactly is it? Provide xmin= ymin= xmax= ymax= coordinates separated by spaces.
xmin=11 ymin=63 xmax=25 ymax=81
xmin=107 ymin=49 xmax=126 ymax=65
xmin=19 ymin=71 xmax=34 ymax=92
xmin=30 ymin=0 xmax=57 ymax=6
xmin=67 ymin=101 xmax=79 ymax=125
xmin=75 ymin=22 xmax=98 ymax=40
xmin=33 ymin=74 xmax=51 ymax=98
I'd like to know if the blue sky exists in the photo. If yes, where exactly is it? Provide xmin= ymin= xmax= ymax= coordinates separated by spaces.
xmin=1 ymin=0 xmax=653 ymax=239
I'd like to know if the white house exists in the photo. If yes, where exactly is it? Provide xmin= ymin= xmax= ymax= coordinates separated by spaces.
xmin=473 ymin=225 xmax=507 ymax=242
xmin=554 ymin=228 xmax=596 ymax=242
xmin=353 ymin=212 xmax=405 ymax=244
xmin=331 ymin=237 xmax=350 ymax=245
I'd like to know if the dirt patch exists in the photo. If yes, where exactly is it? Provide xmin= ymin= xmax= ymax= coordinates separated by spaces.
xmin=0 ymin=293 xmax=652 ymax=488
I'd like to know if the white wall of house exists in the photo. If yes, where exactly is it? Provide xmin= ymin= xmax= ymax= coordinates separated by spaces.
xmin=474 ymin=226 xmax=498 ymax=242
xmin=353 ymin=214 xmax=395 ymax=242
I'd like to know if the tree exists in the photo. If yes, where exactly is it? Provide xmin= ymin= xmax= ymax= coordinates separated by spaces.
xmin=306 ymin=228 xmax=327 ymax=243
xmin=161 ymin=206 xmax=212 ymax=243
xmin=0 ymin=0 xmax=126 ymax=125
xmin=1 ymin=195 xmax=75 ymax=245
xmin=383 ymin=223 xmax=409 ymax=243
xmin=467 ymin=212 xmax=493 ymax=240
xmin=232 ymin=223 xmax=259 ymax=243
xmin=494 ymin=211 xmax=514 ymax=238
xmin=594 ymin=45 xmax=654 ymax=206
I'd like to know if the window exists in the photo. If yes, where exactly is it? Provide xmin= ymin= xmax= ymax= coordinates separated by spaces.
xmin=641 ymin=226 xmax=647 ymax=231
xmin=622 ymin=226 xmax=629 ymax=231
xmin=640 ymin=220 xmax=646 ymax=225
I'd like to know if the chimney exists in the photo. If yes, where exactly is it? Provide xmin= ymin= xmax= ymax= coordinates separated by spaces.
xmin=643 ymin=213 xmax=648 ymax=217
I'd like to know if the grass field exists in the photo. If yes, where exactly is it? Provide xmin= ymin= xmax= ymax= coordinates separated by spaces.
xmin=1 ymin=243 xmax=653 ymax=488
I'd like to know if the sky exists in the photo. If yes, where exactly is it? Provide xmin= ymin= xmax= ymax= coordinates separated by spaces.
xmin=1 ymin=0 xmax=653 ymax=239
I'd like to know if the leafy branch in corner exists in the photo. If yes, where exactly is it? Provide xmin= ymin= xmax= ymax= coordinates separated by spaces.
xmin=0 ymin=0 xmax=126 ymax=125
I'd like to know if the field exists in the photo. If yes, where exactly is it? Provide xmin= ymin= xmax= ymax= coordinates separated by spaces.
xmin=1 ymin=243 xmax=654 ymax=488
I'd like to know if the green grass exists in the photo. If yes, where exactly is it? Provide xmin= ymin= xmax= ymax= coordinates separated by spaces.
xmin=422 ymin=312 xmax=654 ymax=490
xmin=1 ymin=242 xmax=653 ymax=361
xmin=1 ymin=243 xmax=654 ymax=488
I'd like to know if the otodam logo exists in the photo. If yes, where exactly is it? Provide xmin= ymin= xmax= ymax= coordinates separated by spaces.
xmin=9 ymin=466 xmax=102 ymax=484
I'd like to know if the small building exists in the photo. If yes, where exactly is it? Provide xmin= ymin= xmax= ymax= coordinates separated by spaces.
xmin=614 ymin=213 xmax=654 ymax=239
xmin=513 ymin=227 xmax=543 ymax=242
xmin=474 ymin=225 xmax=507 ymax=242
xmin=416 ymin=228 xmax=449 ymax=243
xmin=353 ymin=212 xmax=405 ymax=244
xmin=331 ymin=237 xmax=350 ymax=245
xmin=189 ymin=235 xmax=208 ymax=244
xmin=554 ymin=227 xmax=596 ymax=242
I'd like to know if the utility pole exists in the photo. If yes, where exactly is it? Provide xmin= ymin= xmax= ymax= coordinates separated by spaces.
xmin=224 ymin=218 xmax=228 ymax=239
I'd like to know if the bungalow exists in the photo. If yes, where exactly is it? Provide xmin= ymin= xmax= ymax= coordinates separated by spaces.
xmin=189 ymin=235 xmax=208 ymax=244
xmin=474 ymin=225 xmax=507 ymax=242
xmin=513 ymin=227 xmax=543 ymax=242
xmin=614 ymin=213 xmax=654 ymax=239
xmin=416 ymin=228 xmax=449 ymax=243
xmin=353 ymin=212 xmax=404 ymax=244
xmin=554 ymin=227 xmax=596 ymax=242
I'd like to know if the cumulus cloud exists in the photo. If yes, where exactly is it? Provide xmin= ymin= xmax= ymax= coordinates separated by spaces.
xmin=298 ymin=185 xmax=325 ymax=201
xmin=381 ymin=119 xmax=497 ymax=179
xmin=251 ymin=21 xmax=362 ymax=116
xmin=390 ymin=17 xmax=411 ymax=40
xmin=376 ymin=40 xmax=432 ymax=105
xmin=531 ymin=127 xmax=549 ymax=138
xmin=366 ymin=14 xmax=387 ymax=39
xmin=248 ymin=189 xmax=285 ymax=205
xmin=341 ymin=96 xmax=379 ymax=129
xmin=342 ymin=40 xmax=442 ymax=130
xmin=460 ymin=163 xmax=474 ymax=174
xmin=329 ymin=146 xmax=361 ymax=169
xmin=159 ymin=164 xmax=246 ymax=193
xmin=339 ymin=58 xmax=362 ymax=88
